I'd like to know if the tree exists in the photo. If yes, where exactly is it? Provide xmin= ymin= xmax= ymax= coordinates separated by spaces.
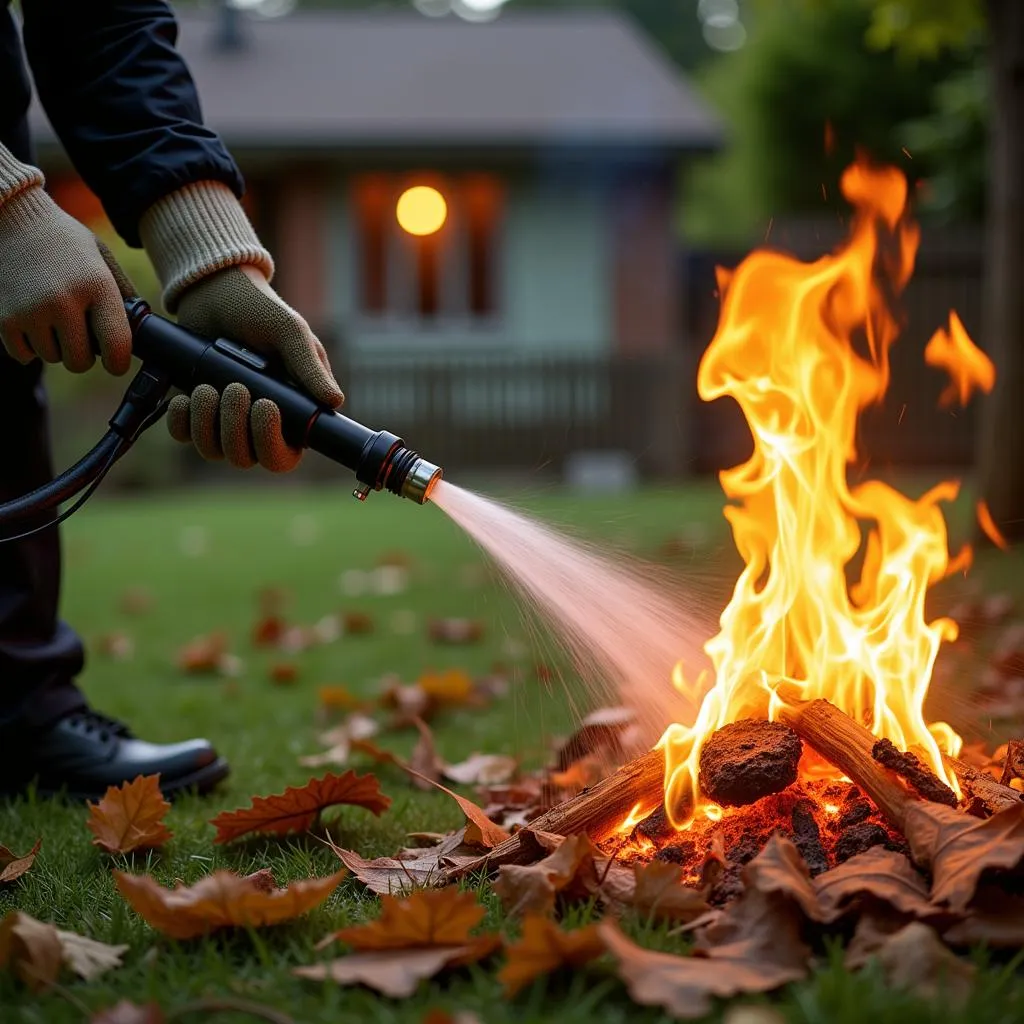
xmin=681 ymin=0 xmax=965 ymax=243
xmin=869 ymin=0 xmax=1023 ymax=541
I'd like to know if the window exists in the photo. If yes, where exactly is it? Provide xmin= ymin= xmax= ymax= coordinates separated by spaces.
xmin=353 ymin=173 xmax=502 ymax=322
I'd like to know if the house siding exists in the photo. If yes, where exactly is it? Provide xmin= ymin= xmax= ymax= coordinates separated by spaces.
xmin=324 ymin=171 xmax=611 ymax=362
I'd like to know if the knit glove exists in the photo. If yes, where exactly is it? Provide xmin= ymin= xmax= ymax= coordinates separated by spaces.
xmin=0 ymin=146 xmax=132 ymax=375
xmin=140 ymin=181 xmax=343 ymax=472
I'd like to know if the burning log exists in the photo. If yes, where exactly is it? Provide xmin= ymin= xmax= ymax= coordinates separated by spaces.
xmin=944 ymin=754 xmax=1023 ymax=815
xmin=775 ymin=697 xmax=918 ymax=833
xmin=871 ymin=738 xmax=958 ymax=807
xmin=462 ymin=748 xmax=670 ymax=871
xmin=698 ymin=720 xmax=803 ymax=807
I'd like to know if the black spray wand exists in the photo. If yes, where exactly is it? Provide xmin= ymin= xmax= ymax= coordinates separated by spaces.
xmin=0 ymin=299 xmax=443 ymax=541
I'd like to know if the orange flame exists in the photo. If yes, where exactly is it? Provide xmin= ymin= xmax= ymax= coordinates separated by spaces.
xmin=658 ymin=161 xmax=985 ymax=829
xmin=977 ymin=500 xmax=1010 ymax=551
xmin=924 ymin=311 xmax=995 ymax=408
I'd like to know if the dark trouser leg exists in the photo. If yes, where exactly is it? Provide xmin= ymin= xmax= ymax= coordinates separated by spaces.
xmin=0 ymin=354 xmax=87 ymax=729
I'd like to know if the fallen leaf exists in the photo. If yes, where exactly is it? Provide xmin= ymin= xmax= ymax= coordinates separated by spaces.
xmin=56 ymin=930 xmax=129 ymax=981
xmin=119 ymin=586 xmax=154 ymax=615
xmin=114 ymin=869 xmax=345 ymax=939
xmin=404 ymin=769 xmax=510 ymax=849
xmin=95 ymin=632 xmax=134 ymax=661
xmin=814 ymin=847 xmax=933 ymax=922
xmin=421 ymin=1012 xmax=482 ymax=1024
xmin=327 ymin=831 xmax=480 ymax=895
xmin=0 ymin=839 xmax=40 ymax=884
xmin=252 ymin=614 xmax=285 ymax=647
xmin=999 ymin=739 xmax=1024 ymax=787
xmin=730 ymin=832 xmax=822 ymax=922
xmin=498 ymin=915 xmax=605 ymax=996
xmin=269 ymin=662 xmax=299 ymax=685
xmin=342 ymin=611 xmax=375 ymax=635
xmin=903 ymin=801 xmax=1024 ymax=912
xmin=243 ymin=868 xmax=277 ymax=893
xmin=91 ymin=1001 xmax=165 ymax=1024
xmin=549 ymin=756 xmax=603 ymax=791
xmin=0 ymin=910 xmax=63 ymax=990
xmin=381 ymin=681 xmax=432 ymax=721
xmin=444 ymin=754 xmax=517 ymax=787
xmin=428 ymin=618 xmax=484 ymax=645
xmin=409 ymin=719 xmax=445 ymax=789
xmin=493 ymin=834 xmax=601 ymax=917
xmin=847 ymin=920 xmax=974 ymax=1004
xmin=211 ymin=771 xmax=391 ymax=844
xmin=418 ymin=669 xmax=475 ymax=705
xmin=554 ymin=706 xmax=639 ymax=771
xmin=943 ymin=883 xmax=1024 ymax=947
xmin=298 ymin=887 xmax=499 ymax=996
xmin=86 ymin=775 xmax=173 ymax=854
xmin=175 ymin=631 xmax=229 ymax=674
xmin=293 ymin=940 xmax=498 ymax=997
xmin=598 ymin=919 xmax=806 ymax=1020
xmin=629 ymin=861 xmax=710 ymax=923
xmin=329 ymin=888 xmax=486 ymax=950
xmin=317 ymin=684 xmax=363 ymax=711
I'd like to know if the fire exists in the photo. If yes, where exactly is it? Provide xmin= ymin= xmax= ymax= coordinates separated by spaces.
xmin=659 ymin=161 xmax=986 ymax=830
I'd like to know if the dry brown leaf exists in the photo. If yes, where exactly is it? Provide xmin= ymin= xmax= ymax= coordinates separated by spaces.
xmin=114 ymin=869 xmax=345 ymax=939
xmin=298 ymin=887 xmax=498 ymax=997
xmin=553 ymin=706 xmax=640 ymax=771
xmin=427 ymin=619 xmax=484 ymax=645
xmin=86 ymin=775 xmax=173 ymax=854
xmin=330 ymin=888 xmax=486 ymax=950
xmin=549 ymin=756 xmax=603 ymax=791
xmin=943 ymin=883 xmax=1024 ymax=947
xmin=210 ymin=770 xmax=391 ymax=844
xmin=409 ymin=718 xmax=445 ymax=789
xmin=56 ymin=929 xmax=130 ymax=981
xmin=599 ymin=919 xmax=806 ymax=1020
xmin=293 ymin=938 xmax=498 ymax=997
xmin=737 ymin=833 xmax=822 ymax=921
xmin=269 ymin=662 xmax=299 ymax=685
xmin=903 ymin=801 xmax=1024 ymax=911
xmin=814 ymin=847 xmax=933 ymax=922
xmin=243 ymin=868 xmax=277 ymax=893
xmin=420 ymin=1012 xmax=482 ymax=1024
xmin=444 ymin=754 xmax=517 ymax=787
xmin=498 ymin=915 xmax=605 ymax=996
xmin=404 ymin=769 xmax=510 ymax=849
xmin=119 ymin=586 xmax=155 ymax=616
xmin=0 ymin=910 xmax=63 ymax=990
xmin=175 ymin=631 xmax=231 ymax=675
xmin=90 ymin=1001 xmax=165 ymax=1024
xmin=493 ymin=834 xmax=601 ymax=917
xmin=0 ymin=838 xmax=40 ymax=884
xmin=95 ymin=632 xmax=134 ymax=661
xmin=342 ymin=610 xmax=376 ymax=635
xmin=630 ymin=861 xmax=710 ymax=923
xmin=847 ymin=920 xmax=974 ymax=1004
xmin=999 ymin=739 xmax=1024 ymax=787
xmin=0 ymin=911 xmax=126 ymax=989
xmin=418 ymin=669 xmax=476 ymax=706
xmin=252 ymin=614 xmax=285 ymax=648
xmin=327 ymin=831 xmax=480 ymax=895
xmin=301 ymin=714 xmax=381 ymax=768
xmin=317 ymin=684 xmax=364 ymax=712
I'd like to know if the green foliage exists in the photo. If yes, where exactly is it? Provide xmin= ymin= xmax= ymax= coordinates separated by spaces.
xmin=865 ymin=0 xmax=985 ymax=59
xmin=682 ymin=0 xmax=964 ymax=243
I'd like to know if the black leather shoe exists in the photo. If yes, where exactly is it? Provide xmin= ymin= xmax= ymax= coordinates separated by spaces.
xmin=0 ymin=708 xmax=229 ymax=801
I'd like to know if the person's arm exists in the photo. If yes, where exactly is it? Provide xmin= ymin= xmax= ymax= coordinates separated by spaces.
xmin=22 ymin=0 xmax=244 ymax=250
xmin=19 ymin=0 xmax=342 ymax=472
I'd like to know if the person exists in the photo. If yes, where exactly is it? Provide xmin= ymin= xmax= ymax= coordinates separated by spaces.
xmin=0 ymin=1 xmax=344 ymax=800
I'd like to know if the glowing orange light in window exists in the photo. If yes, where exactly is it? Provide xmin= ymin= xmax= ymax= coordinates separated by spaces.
xmin=396 ymin=186 xmax=447 ymax=237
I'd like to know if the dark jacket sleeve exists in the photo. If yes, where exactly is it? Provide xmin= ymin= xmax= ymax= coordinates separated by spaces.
xmin=21 ymin=0 xmax=244 ymax=247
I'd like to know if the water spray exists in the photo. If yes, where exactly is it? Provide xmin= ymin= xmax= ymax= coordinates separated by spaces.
xmin=0 ymin=298 xmax=443 ymax=541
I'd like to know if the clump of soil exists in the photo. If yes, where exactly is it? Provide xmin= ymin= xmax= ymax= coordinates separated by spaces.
xmin=698 ymin=720 xmax=803 ymax=807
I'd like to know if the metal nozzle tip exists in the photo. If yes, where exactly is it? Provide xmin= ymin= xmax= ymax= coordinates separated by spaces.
xmin=400 ymin=458 xmax=443 ymax=504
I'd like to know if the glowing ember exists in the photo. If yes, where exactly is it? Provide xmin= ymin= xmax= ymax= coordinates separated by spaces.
xmin=659 ymin=161 xmax=989 ymax=830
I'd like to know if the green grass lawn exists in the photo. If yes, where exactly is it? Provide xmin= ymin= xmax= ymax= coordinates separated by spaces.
xmin=2 ymin=481 xmax=1023 ymax=1023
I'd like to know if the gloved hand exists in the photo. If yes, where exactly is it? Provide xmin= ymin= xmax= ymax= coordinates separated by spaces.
xmin=0 ymin=146 xmax=132 ymax=375
xmin=140 ymin=182 xmax=343 ymax=472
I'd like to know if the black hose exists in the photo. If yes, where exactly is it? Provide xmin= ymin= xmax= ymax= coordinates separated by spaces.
xmin=0 ymin=431 xmax=126 ymax=525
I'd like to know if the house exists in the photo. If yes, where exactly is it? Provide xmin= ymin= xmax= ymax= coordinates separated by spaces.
xmin=30 ymin=8 xmax=724 ymax=478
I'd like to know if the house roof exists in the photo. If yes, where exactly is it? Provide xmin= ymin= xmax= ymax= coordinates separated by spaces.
xmin=29 ymin=9 xmax=723 ymax=153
